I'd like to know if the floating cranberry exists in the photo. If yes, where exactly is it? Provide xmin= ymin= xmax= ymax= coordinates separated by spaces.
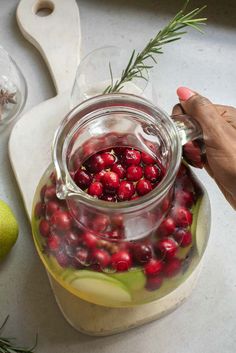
xmin=177 ymin=163 xmax=188 ymax=178
xmin=155 ymin=238 xmax=178 ymax=260
xmin=101 ymin=194 xmax=117 ymax=202
xmin=145 ymin=276 xmax=163 ymax=291
xmin=174 ymin=229 xmax=192 ymax=247
xmin=102 ymin=171 xmax=120 ymax=193
xmin=133 ymin=243 xmax=152 ymax=264
xmin=88 ymin=182 xmax=103 ymax=198
xmin=92 ymin=215 xmax=109 ymax=232
xmin=74 ymin=247 xmax=90 ymax=265
xmin=111 ymin=163 xmax=126 ymax=179
xmin=141 ymin=152 xmax=156 ymax=165
xmin=56 ymin=251 xmax=70 ymax=267
xmin=34 ymin=202 xmax=45 ymax=219
xmin=39 ymin=219 xmax=50 ymax=238
xmin=93 ymin=170 xmax=106 ymax=182
xmin=101 ymin=152 xmax=116 ymax=168
xmin=126 ymin=166 xmax=143 ymax=181
xmin=92 ymin=248 xmax=111 ymax=268
xmin=46 ymin=200 xmax=60 ymax=217
xmin=172 ymin=206 xmax=193 ymax=227
xmin=124 ymin=149 xmax=141 ymax=166
xmin=175 ymin=189 xmax=194 ymax=208
xmin=157 ymin=217 xmax=175 ymax=237
xmin=65 ymin=230 xmax=80 ymax=246
xmin=74 ymin=169 xmax=92 ymax=190
xmin=50 ymin=210 xmax=72 ymax=232
xmin=47 ymin=234 xmax=61 ymax=251
xmin=144 ymin=258 xmax=163 ymax=277
xmin=44 ymin=185 xmax=56 ymax=201
xmin=163 ymin=258 xmax=182 ymax=278
xmin=85 ymin=154 xmax=105 ymax=173
xmin=40 ymin=185 xmax=47 ymax=201
xmin=117 ymin=181 xmax=135 ymax=201
xmin=144 ymin=165 xmax=161 ymax=183
xmin=136 ymin=179 xmax=152 ymax=196
xmin=82 ymin=231 xmax=97 ymax=248
xmin=111 ymin=250 xmax=132 ymax=271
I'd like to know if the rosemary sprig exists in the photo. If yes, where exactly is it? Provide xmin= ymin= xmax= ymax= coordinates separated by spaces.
xmin=0 ymin=316 xmax=38 ymax=353
xmin=0 ymin=88 xmax=17 ymax=120
xmin=103 ymin=0 xmax=207 ymax=94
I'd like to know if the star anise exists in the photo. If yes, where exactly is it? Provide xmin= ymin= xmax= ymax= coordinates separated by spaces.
xmin=0 ymin=88 xmax=17 ymax=120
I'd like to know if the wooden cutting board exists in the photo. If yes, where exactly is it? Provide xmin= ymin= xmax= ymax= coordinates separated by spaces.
xmin=9 ymin=0 xmax=208 ymax=336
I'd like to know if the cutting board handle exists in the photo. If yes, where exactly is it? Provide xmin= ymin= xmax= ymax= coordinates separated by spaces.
xmin=17 ymin=0 xmax=81 ymax=94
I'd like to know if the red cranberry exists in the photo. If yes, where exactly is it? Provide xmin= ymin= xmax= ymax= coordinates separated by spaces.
xmin=177 ymin=163 xmax=188 ymax=178
xmin=174 ymin=229 xmax=192 ymax=247
xmin=175 ymin=189 xmax=194 ymax=208
xmin=82 ymin=231 xmax=97 ymax=248
xmin=74 ymin=169 xmax=92 ymax=190
xmin=92 ymin=248 xmax=111 ymax=268
xmin=163 ymin=258 xmax=182 ymax=278
xmin=155 ymin=238 xmax=178 ymax=260
xmin=144 ymin=165 xmax=161 ymax=183
xmin=101 ymin=194 xmax=117 ymax=202
xmin=47 ymin=234 xmax=61 ymax=251
xmin=88 ymin=182 xmax=103 ymax=197
xmin=44 ymin=186 xmax=56 ymax=200
xmin=145 ymin=276 xmax=163 ymax=291
xmin=56 ymin=251 xmax=70 ymax=267
xmin=111 ymin=163 xmax=126 ymax=179
xmin=74 ymin=247 xmax=90 ymax=265
xmin=93 ymin=170 xmax=106 ymax=182
xmin=172 ymin=206 xmax=193 ymax=227
xmin=85 ymin=154 xmax=105 ymax=173
xmin=46 ymin=200 xmax=60 ymax=217
xmin=40 ymin=185 xmax=47 ymax=201
xmin=101 ymin=152 xmax=115 ymax=167
xmin=117 ymin=181 xmax=135 ymax=201
xmin=65 ymin=230 xmax=80 ymax=246
xmin=183 ymin=141 xmax=204 ymax=168
xmin=133 ymin=243 xmax=152 ymax=264
xmin=102 ymin=171 xmax=120 ymax=193
xmin=126 ymin=166 xmax=143 ymax=181
xmin=113 ymin=147 xmax=126 ymax=156
xmin=34 ymin=202 xmax=45 ymax=219
xmin=92 ymin=215 xmax=109 ymax=232
xmin=136 ymin=179 xmax=152 ymax=196
xmin=124 ymin=149 xmax=141 ymax=166
xmin=39 ymin=219 xmax=50 ymax=238
xmin=50 ymin=210 xmax=72 ymax=231
xmin=144 ymin=258 xmax=164 ymax=277
xmin=141 ymin=152 xmax=156 ymax=165
xmin=157 ymin=217 xmax=175 ymax=237
xmin=111 ymin=251 xmax=132 ymax=271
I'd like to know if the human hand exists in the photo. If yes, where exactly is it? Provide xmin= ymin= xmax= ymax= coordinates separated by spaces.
xmin=173 ymin=87 xmax=236 ymax=209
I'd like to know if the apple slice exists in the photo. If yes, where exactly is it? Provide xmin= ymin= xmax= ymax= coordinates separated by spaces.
xmin=64 ymin=270 xmax=132 ymax=306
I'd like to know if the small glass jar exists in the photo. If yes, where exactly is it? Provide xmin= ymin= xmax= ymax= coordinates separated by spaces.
xmin=31 ymin=93 xmax=210 ymax=308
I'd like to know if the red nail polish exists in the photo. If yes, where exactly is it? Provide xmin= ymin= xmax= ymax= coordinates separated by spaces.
xmin=177 ymin=87 xmax=195 ymax=101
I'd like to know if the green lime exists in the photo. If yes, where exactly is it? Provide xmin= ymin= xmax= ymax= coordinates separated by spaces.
xmin=0 ymin=200 xmax=19 ymax=260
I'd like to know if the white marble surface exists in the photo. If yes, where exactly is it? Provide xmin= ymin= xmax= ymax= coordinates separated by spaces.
xmin=0 ymin=0 xmax=236 ymax=352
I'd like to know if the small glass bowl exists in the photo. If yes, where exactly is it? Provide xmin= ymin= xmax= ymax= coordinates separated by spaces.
xmin=0 ymin=47 xmax=27 ymax=128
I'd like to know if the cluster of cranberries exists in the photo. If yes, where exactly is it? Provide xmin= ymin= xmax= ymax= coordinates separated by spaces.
xmin=34 ymin=150 xmax=198 ymax=292
xmin=72 ymin=147 xmax=164 ymax=202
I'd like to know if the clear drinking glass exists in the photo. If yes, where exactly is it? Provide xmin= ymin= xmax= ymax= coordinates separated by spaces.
xmin=31 ymin=93 xmax=210 ymax=307
xmin=71 ymin=46 xmax=156 ymax=107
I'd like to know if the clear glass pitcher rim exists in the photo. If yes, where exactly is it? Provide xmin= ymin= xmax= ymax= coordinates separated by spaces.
xmin=52 ymin=93 xmax=182 ymax=212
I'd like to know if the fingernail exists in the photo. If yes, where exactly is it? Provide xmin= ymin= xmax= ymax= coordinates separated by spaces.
xmin=177 ymin=87 xmax=195 ymax=101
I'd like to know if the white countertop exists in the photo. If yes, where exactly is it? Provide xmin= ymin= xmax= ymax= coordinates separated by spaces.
xmin=0 ymin=1 xmax=236 ymax=352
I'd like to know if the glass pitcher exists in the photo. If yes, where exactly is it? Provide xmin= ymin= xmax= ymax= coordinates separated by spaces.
xmin=31 ymin=93 xmax=210 ymax=308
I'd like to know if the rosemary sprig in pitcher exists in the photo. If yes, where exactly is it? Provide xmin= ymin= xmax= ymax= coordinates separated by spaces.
xmin=103 ymin=0 xmax=207 ymax=94
xmin=0 ymin=316 xmax=37 ymax=353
